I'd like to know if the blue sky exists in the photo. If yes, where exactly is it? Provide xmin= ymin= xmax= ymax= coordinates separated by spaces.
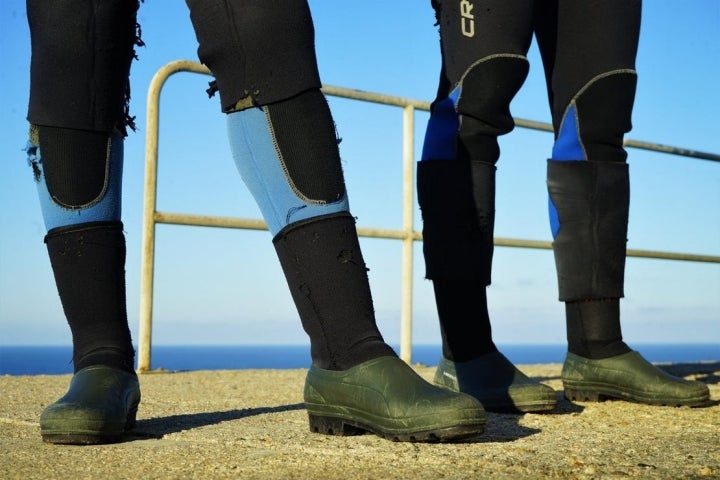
xmin=1 ymin=1 xmax=718 ymax=349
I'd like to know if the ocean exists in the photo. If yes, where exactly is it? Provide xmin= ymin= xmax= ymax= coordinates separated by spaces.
xmin=1 ymin=343 xmax=718 ymax=375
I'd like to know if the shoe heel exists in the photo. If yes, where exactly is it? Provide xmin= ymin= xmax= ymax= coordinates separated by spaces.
xmin=125 ymin=403 xmax=139 ymax=431
xmin=308 ymin=414 xmax=365 ymax=436
xmin=564 ymin=387 xmax=602 ymax=402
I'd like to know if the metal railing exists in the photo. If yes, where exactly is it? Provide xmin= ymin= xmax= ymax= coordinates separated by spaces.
xmin=137 ymin=60 xmax=720 ymax=373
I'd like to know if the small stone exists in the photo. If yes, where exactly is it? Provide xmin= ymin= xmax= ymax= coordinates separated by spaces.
xmin=698 ymin=466 xmax=714 ymax=476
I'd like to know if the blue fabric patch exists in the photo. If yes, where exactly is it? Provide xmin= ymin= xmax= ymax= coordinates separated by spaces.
xmin=548 ymin=196 xmax=560 ymax=239
xmin=421 ymin=86 xmax=461 ymax=161
xmin=548 ymin=104 xmax=586 ymax=238
xmin=227 ymin=108 xmax=349 ymax=236
xmin=552 ymin=104 xmax=585 ymax=161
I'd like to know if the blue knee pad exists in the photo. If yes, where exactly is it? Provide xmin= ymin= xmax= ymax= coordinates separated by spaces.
xmin=227 ymin=107 xmax=349 ymax=236
xmin=25 ymin=128 xmax=123 ymax=231
xmin=421 ymin=86 xmax=461 ymax=161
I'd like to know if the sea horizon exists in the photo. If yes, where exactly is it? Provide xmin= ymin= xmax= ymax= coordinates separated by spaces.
xmin=1 ymin=343 xmax=718 ymax=376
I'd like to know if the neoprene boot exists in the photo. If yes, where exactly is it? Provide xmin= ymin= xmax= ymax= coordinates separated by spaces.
xmin=40 ymin=222 xmax=140 ymax=444
xmin=274 ymin=213 xmax=486 ymax=441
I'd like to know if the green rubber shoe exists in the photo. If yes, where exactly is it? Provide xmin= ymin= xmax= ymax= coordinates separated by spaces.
xmin=40 ymin=365 xmax=141 ymax=444
xmin=562 ymin=351 xmax=710 ymax=407
xmin=434 ymin=351 xmax=557 ymax=413
xmin=304 ymin=356 xmax=485 ymax=442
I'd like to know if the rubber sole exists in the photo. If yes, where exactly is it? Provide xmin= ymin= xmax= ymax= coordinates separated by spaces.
xmin=481 ymin=398 xmax=558 ymax=414
xmin=564 ymin=385 xmax=710 ymax=407
xmin=41 ymin=404 xmax=138 ymax=445
xmin=307 ymin=413 xmax=484 ymax=443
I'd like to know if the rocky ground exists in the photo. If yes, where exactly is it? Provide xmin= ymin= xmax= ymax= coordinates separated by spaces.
xmin=1 ymin=362 xmax=718 ymax=479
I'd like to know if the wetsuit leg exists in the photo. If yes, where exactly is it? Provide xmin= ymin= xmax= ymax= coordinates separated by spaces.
xmin=419 ymin=0 xmax=534 ymax=361
xmin=186 ymin=0 xmax=394 ymax=369
xmin=535 ymin=0 xmax=641 ymax=358
xmin=25 ymin=0 xmax=140 ymax=372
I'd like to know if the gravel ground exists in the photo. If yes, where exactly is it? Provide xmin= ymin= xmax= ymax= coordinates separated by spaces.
xmin=1 ymin=362 xmax=718 ymax=479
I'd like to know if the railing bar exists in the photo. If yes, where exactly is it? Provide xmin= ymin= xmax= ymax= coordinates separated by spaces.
xmin=152 ymin=211 xmax=720 ymax=264
xmin=623 ymin=139 xmax=720 ymax=163
xmin=321 ymin=85 xmax=719 ymax=162
xmin=154 ymin=211 xmax=267 ymax=230
xmin=624 ymin=249 xmax=720 ymax=263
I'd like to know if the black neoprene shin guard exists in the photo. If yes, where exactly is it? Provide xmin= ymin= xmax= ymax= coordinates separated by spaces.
xmin=548 ymin=160 xmax=631 ymax=359
xmin=273 ymin=213 xmax=395 ymax=370
xmin=417 ymin=159 xmax=495 ymax=284
xmin=417 ymin=160 xmax=497 ymax=361
xmin=547 ymin=159 xmax=629 ymax=301
xmin=45 ymin=221 xmax=135 ymax=373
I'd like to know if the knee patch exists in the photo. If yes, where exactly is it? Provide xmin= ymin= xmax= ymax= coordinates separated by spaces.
xmin=227 ymin=89 xmax=349 ymax=236
xmin=553 ymin=70 xmax=637 ymax=163
xmin=27 ymin=125 xmax=123 ymax=231
xmin=456 ymin=55 xmax=529 ymax=163
xmin=422 ymin=54 xmax=529 ymax=164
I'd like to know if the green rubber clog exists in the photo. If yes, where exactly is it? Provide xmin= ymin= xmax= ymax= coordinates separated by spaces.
xmin=40 ymin=365 xmax=141 ymax=444
xmin=434 ymin=351 xmax=557 ymax=413
xmin=304 ymin=356 xmax=485 ymax=442
xmin=562 ymin=351 xmax=710 ymax=407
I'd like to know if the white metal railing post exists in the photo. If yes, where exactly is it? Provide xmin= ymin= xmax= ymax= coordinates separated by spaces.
xmin=137 ymin=61 xmax=211 ymax=372
xmin=399 ymin=104 xmax=416 ymax=364
xmin=136 ymin=67 xmax=161 ymax=373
